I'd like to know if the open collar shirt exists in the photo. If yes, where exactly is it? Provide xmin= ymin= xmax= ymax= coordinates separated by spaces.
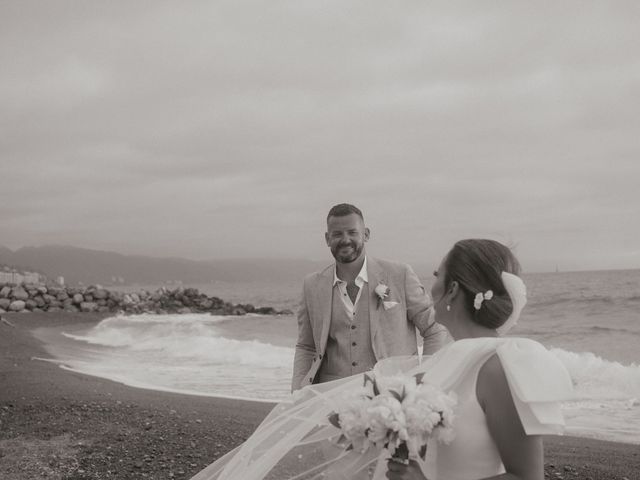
xmin=332 ymin=256 xmax=368 ymax=319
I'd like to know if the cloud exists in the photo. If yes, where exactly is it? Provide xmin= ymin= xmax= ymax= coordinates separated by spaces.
xmin=1 ymin=2 xmax=639 ymax=270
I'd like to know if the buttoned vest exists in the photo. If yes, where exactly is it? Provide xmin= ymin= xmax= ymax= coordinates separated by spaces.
xmin=316 ymin=283 xmax=377 ymax=383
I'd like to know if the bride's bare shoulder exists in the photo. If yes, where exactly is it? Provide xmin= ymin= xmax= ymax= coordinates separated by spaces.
xmin=476 ymin=353 xmax=510 ymax=411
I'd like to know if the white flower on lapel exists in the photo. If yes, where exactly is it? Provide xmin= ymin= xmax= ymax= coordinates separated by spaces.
xmin=374 ymin=283 xmax=390 ymax=309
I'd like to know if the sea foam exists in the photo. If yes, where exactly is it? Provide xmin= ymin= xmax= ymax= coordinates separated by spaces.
xmin=52 ymin=313 xmax=640 ymax=443
xmin=63 ymin=313 xmax=293 ymax=369
xmin=551 ymin=348 xmax=640 ymax=400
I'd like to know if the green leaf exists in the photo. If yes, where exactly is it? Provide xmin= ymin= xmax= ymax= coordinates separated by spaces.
xmin=389 ymin=389 xmax=403 ymax=403
xmin=364 ymin=373 xmax=380 ymax=395
xmin=363 ymin=373 xmax=374 ymax=388
xmin=328 ymin=412 xmax=341 ymax=429
xmin=419 ymin=444 xmax=428 ymax=460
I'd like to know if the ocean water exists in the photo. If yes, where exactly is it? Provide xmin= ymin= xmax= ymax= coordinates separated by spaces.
xmin=33 ymin=269 xmax=640 ymax=445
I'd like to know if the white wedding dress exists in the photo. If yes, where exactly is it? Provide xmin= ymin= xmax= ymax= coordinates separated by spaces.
xmin=190 ymin=337 xmax=573 ymax=480
xmin=418 ymin=337 xmax=572 ymax=479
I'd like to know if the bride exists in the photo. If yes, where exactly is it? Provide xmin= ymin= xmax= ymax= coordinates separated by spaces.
xmin=191 ymin=239 xmax=573 ymax=480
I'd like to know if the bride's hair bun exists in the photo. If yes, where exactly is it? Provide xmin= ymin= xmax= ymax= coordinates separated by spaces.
xmin=444 ymin=239 xmax=521 ymax=329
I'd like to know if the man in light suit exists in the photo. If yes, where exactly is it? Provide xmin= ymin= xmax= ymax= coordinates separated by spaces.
xmin=292 ymin=203 xmax=448 ymax=391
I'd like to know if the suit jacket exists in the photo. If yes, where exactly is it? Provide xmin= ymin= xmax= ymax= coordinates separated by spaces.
xmin=291 ymin=257 xmax=449 ymax=391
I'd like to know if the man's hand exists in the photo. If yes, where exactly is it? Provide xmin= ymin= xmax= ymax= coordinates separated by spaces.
xmin=386 ymin=459 xmax=427 ymax=480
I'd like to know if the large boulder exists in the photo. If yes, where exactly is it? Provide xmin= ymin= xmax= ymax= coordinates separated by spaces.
xmin=47 ymin=287 xmax=62 ymax=296
xmin=72 ymin=293 xmax=84 ymax=305
xmin=179 ymin=296 xmax=193 ymax=307
xmin=109 ymin=291 xmax=124 ymax=302
xmin=25 ymin=299 xmax=38 ymax=310
xmin=9 ymin=300 xmax=26 ymax=312
xmin=0 ymin=286 xmax=11 ymax=298
xmin=11 ymin=287 xmax=29 ymax=301
xmin=184 ymin=288 xmax=199 ymax=297
xmin=0 ymin=298 xmax=11 ymax=310
xmin=43 ymin=294 xmax=57 ymax=304
xmin=240 ymin=303 xmax=255 ymax=313
xmin=93 ymin=289 xmax=109 ymax=300
xmin=255 ymin=306 xmax=277 ymax=315
xmin=198 ymin=299 xmax=214 ymax=310
xmin=80 ymin=302 xmax=98 ymax=312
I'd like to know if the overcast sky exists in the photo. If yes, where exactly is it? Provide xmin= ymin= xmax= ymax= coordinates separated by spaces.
xmin=1 ymin=2 xmax=639 ymax=272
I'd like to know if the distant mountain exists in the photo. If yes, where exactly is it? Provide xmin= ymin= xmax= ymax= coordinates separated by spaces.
xmin=0 ymin=245 xmax=327 ymax=286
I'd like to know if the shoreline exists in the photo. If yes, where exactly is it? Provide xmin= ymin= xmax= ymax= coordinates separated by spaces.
xmin=54 ymin=362 xmax=280 ymax=405
xmin=1 ymin=313 xmax=639 ymax=479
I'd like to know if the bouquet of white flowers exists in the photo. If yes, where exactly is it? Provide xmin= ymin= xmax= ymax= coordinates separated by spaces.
xmin=328 ymin=371 xmax=456 ymax=465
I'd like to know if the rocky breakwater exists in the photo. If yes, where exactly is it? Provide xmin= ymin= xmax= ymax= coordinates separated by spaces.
xmin=0 ymin=284 xmax=292 ymax=316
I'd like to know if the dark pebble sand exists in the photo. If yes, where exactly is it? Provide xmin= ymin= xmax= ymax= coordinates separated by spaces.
xmin=1 ymin=312 xmax=638 ymax=480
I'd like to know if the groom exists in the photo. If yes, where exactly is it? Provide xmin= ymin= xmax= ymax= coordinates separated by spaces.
xmin=292 ymin=203 xmax=448 ymax=391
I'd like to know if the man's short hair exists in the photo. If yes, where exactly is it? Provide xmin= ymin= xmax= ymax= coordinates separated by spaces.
xmin=326 ymin=203 xmax=364 ymax=222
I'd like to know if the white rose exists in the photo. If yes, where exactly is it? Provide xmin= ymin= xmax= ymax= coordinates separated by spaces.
xmin=374 ymin=284 xmax=389 ymax=299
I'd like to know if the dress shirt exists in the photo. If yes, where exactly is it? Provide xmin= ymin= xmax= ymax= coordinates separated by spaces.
xmin=333 ymin=257 xmax=368 ymax=318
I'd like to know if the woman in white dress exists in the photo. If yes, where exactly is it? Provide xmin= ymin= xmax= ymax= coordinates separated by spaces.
xmin=387 ymin=239 xmax=572 ymax=480
xmin=190 ymin=239 xmax=572 ymax=480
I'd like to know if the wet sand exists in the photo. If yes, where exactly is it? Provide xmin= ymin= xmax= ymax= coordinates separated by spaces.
xmin=1 ymin=312 xmax=638 ymax=479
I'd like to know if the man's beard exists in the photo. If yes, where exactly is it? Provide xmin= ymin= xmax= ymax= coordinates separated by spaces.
xmin=331 ymin=241 xmax=364 ymax=264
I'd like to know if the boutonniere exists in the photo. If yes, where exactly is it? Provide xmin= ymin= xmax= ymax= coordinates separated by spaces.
xmin=374 ymin=283 xmax=390 ymax=310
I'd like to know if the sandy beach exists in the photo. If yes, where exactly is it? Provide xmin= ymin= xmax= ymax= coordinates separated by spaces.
xmin=1 ymin=313 xmax=638 ymax=480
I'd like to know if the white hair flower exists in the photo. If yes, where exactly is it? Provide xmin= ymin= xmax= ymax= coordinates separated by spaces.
xmin=473 ymin=290 xmax=493 ymax=310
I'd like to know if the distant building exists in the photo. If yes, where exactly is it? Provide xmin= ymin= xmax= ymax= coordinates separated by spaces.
xmin=22 ymin=271 xmax=40 ymax=284
xmin=0 ymin=270 xmax=12 ymax=283
xmin=0 ymin=269 xmax=43 ymax=285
